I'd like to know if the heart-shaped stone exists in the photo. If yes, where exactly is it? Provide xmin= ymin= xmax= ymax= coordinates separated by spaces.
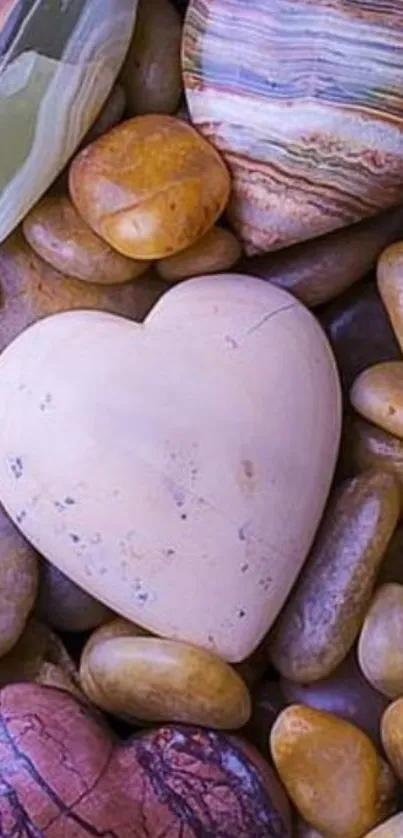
xmin=0 ymin=274 xmax=341 ymax=661
xmin=0 ymin=682 xmax=292 ymax=835
xmin=182 ymin=0 xmax=403 ymax=255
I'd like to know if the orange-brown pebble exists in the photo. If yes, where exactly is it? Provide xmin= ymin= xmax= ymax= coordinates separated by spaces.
xmin=363 ymin=813 xmax=403 ymax=837
xmin=69 ymin=114 xmax=231 ymax=260
xmin=381 ymin=698 xmax=403 ymax=783
xmin=270 ymin=705 xmax=397 ymax=838
xmin=22 ymin=194 xmax=149 ymax=284
xmin=351 ymin=362 xmax=403 ymax=439
xmin=156 ymin=226 xmax=241 ymax=282
xmin=80 ymin=625 xmax=251 ymax=729
xmin=358 ymin=584 xmax=403 ymax=698
xmin=378 ymin=242 xmax=403 ymax=354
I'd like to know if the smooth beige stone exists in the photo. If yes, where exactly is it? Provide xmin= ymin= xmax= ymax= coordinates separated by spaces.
xmin=268 ymin=470 xmax=400 ymax=682
xmin=0 ymin=275 xmax=341 ymax=662
xmin=378 ymin=242 xmax=403 ymax=354
xmin=363 ymin=814 xmax=403 ymax=837
xmin=351 ymin=362 xmax=403 ymax=439
xmin=358 ymin=584 xmax=403 ymax=698
xmin=80 ymin=632 xmax=251 ymax=728
xmin=271 ymin=705 xmax=397 ymax=838
xmin=36 ymin=560 xmax=113 ymax=633
xmin=156 ymin=226 xmax=242 ymax=282
xmin=120 ymin=0 xmax=182 ymax=115
xmin=23 ymin=194 xmax=149 ymax=284
xmin=381 ymin=698 xmax=403 ymax=782
xmin=0 ymin=505 xmax=38 ymax=657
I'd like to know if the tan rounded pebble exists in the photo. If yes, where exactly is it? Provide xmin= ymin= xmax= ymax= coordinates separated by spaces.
xmin=36 ymin=560 xmax=113 ymax=633
xmin=82 ymin=617 xmax=150 ymax=657
xmin=351 ymin=362 xmax=403 ymax=439
xmin=281 ymin=652 xmax=390 ymax=748
xmin=358 ymin=583 xmax=403 ymax=698
xmin=270 ymin=705 xmax=397 ymax=838
xmin=156 ymin=226 xmax=242 ymax=282
xmin=0 ymin=506 xmax=38 ymax=657
xmin=363 ymin=813 xmax=403 ymax=837
xmin=381 ymin=698 xmax=403 ymax=782
xmin=378 ymin=242 xmax=403 ymax=354
xmin=80 ymin=632 xmax=251 ymax=728
xmin=0 ymin=617 xmax=81 ymax=699
xmin=120 ymin=0 xmax=182 ymax=116
xmin=22 ymin=194 xmax=149 ymax=284
xmin=268 ymin=470 xmax=400 ymax=682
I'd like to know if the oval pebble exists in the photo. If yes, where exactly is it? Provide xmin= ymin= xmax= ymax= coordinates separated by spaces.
xmin=344 ymin=416 xmax=403 ymax=503
xmin=358 ymin=583 xmax=403 ymax=698
xmin=69 ymin=114 xmax=230 ymax=260
xmin=156 ymin=226 xmax=241 ymax=282
xmin=23 ymin=194 xmax=149 ymax=284
xmin=271 ymin=705 xmax=397 ymax=838
xmin=381 ymin=698 xmax=403 ymax=783
xmin=281 ymin=652 xmax=389 ymax=748
xmin=378 ymin=241 xmax=403 ymax=354
xmin=351 ymin=362 xmax=403 ymax=439
xmin=268 ymin=470 xmax=400 ymax=682
xmin=80 ymin=631 xmax=251 ymax=728
xmin=0 ymin=506 xmax=38 ymax=657
xmin=120 ymin=0 xmax=182 ymax=116
xmin=36 ymin=560 xmax=113 ymax=633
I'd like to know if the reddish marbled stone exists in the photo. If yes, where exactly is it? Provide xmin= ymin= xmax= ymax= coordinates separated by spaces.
xmin=0 ymin=682 xmax=291 ymax=836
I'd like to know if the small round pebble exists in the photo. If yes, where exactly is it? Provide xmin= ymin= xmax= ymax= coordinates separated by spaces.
xmin=381 ymin=698 xmax=403 ymax=782
xmin=351 ymin=362 xmax=403 ymax=439
xmin=358 ymin=583 xmax=403 ymax=698
xmin=0 ymin=507 xmax=38 ymax=657
xmin=156 ymin=226 xmax=242 ymax=282
xmin=80 ymin=630 xmax=251 ymax=728
xmin=271 ymin=705 xmax=397 ymax=838
xmin=363 ymin=814 xmax=403 ymax=837
xmin=69 ymin=114 xmax=231 ymax=260
xmin=120 ymin=0 xmax=182 ymax=116
xmin=36 ymin=559 xmax=113 ymax=633
xmin=23 ymin=194 xmax=149 ymax=284
xmin=268 ymin=470 xmax=400 ymax=682
xmin=281 ymin=652 xmax=389 ymax=748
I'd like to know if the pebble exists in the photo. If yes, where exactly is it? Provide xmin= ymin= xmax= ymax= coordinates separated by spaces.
xmin=0 ymin=682 xmax=292 ymax=836
xmin=0 ymin=505 xmax=38 ymax=657
xmin=241 ymin=205 xmax=403 ymax=308
xmin=268 ymin=470 xmax=400 ymax=682
xmin=23 ymin=194 xmax=149 ymax=284
xmin=378 ymin=242 xmax=403 ymax=353
xmin=0 ymin=617 xmax=82 ymax=699
xmin=281 ymin=652 xmax=389 ymax=748
xmin=156 ymin=226 xmax=242 ymax=282
xmin=344 ymin=417 xmax=403 ymax=504
xmin=85 ymin=84 xmax=126 ymax=144
xmin=69 ymin=114 xmax=231 ymax=260
xmin=351 ymin=362 xmax=403 ymax=439
xmin=381 ymin=698 xmax=403 ymax=783
xmin=0 ymin=230 xmax=167 ymax=353
xmin=80 ymin=630 xmax=252 ymax=728
xmin=358 ymin=583 xmax=403 ymax=698
xmin=270 ymin=705 xmax=397 ymax=838
xmin=120 ymin=0 xmax=182 ymax=116
xmin=320 ymin=280 xmax=401 ymax=397
xmin=363 ymin=814 xmax=403 ymax=837
xmin=36 ymin=560 xmax=113 ymax=633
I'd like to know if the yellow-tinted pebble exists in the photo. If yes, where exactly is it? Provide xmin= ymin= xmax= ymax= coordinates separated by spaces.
xmin=80 ymin=630 xmax=251 ymax=729
xmin=351 ymin=362 xmax=403 ymax=439
xmin=359 ymin=584 xmax=403 ymax=698
xmin=270 ymin=705 xmax=397 ymax=838
xmin=156 ymin=226 xmax=241 ymax=282
xmin=378 ymin=242 xmax=403 ymax=354
xmin=381 ymin=698 xmax=403 ymax=782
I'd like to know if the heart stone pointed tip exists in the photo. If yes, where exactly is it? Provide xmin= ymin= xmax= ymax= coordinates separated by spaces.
xmin=0 ymin=273 xmax=341 ymax=661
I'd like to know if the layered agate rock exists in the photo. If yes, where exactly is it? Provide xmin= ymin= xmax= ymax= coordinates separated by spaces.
xmin=183 ymin=0 xmax=403 ymax=255
xmin=0 ymin=0 xmax=138 ymax=243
